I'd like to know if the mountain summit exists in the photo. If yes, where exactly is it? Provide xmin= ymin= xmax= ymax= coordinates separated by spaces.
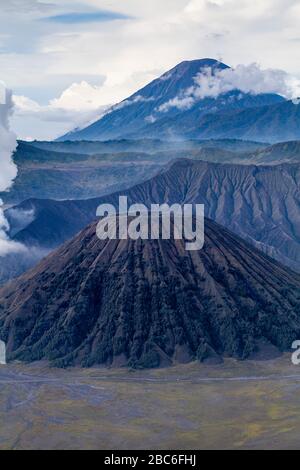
xmin=60 ymin=58 xmax=228 ymax=141
xmin=59 ymin=59 xmax=285 ymax=142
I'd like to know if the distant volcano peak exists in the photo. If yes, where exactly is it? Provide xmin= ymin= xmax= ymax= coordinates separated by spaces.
xmin=154 ymin=58 xmax=229 ymax=89
xmin=58 ymin=58 xmax=287 ymax=142
xmin=169 ymin=57 xmax=229 ymax=71
xmin=161 ymin=58 xmax=229 ymax=77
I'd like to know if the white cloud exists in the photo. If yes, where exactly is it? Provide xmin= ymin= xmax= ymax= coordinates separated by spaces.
xmin=50 ymin=80 xmax=107 ymax=111
xmin=184 ymin=0 xmax=292 ymax=19
xmin=13 ymin=86 xmax=110 ymax=139
xmin=0 ymin=225 xmax=26 ymax=257
xmin=158 ymin=96 xmax=195 ymax=113
xmin=158 ymin=63 xmax=300 ymax=112
xmin=145 ymin=115 xmax=157 ymax=123
xmin=111 ymin=94 xmax=155 ymax=112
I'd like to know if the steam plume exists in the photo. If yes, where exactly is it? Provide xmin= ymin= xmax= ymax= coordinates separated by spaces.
xmin=0 ymin=83 xmax=24 ymax=256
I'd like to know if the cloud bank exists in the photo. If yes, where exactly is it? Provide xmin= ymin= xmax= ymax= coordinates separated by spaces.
xmin=13 ymin=81 xmax=111 ymax=139
xmin=158 ymin=63 xmax=300 ymax=112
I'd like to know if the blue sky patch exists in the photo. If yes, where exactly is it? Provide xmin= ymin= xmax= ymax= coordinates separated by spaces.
xmin=43 ymin=10 xmax=130 ymax=24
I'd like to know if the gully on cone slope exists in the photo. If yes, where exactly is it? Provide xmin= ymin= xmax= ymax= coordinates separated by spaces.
xmin=0 ymin=218 xmax=300 ymax=368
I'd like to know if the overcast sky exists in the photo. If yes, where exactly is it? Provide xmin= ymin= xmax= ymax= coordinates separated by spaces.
xmin=1 ymin=0 xmax=300 ymax=140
